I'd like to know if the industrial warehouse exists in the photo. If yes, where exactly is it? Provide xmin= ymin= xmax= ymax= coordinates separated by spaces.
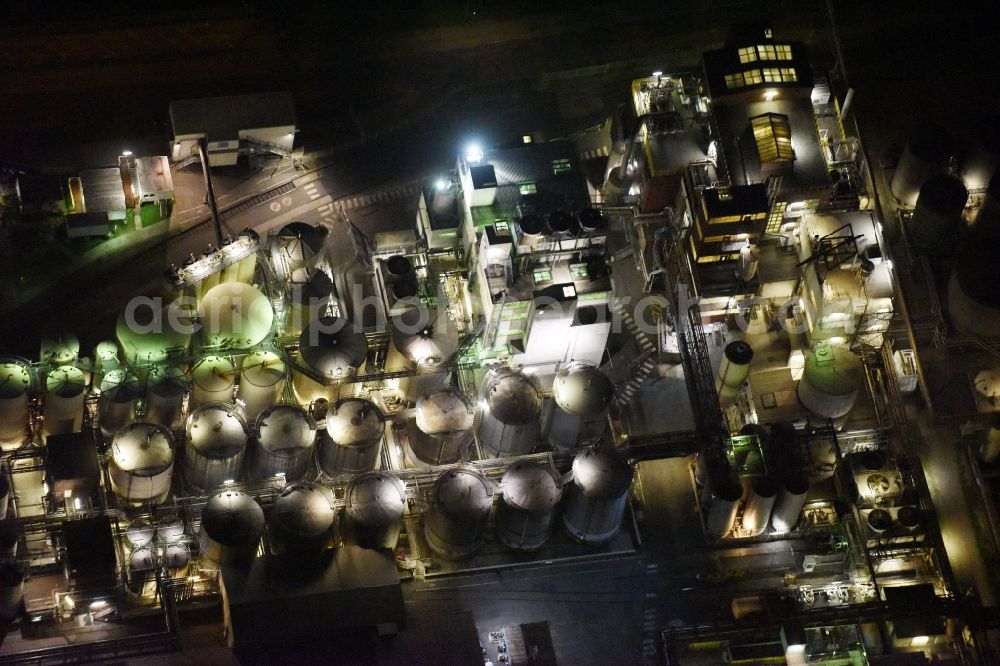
xmin=0 ymin=16 xmax=999 ymax=666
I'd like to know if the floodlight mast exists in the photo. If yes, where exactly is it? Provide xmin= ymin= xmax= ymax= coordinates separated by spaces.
xmin=197 ymin=137 xmax=225 ymax=247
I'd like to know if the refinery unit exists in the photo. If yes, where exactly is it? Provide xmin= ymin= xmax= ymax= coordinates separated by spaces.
xmin=0 ymin=21 xmax=994 ymax=666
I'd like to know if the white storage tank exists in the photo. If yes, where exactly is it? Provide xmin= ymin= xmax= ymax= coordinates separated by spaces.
xmin=190 ymin=355 xmax=236 ymax=408
xmin=93 ymin=340 xmax=120 ymax=375
xmin=742 ymin=477 xmax=779 ymax=536
xmin=318 ymin=398 xmax=384 ymax=477
xmin=390 ymin=305 xmax=459 ymax=369
xmin=237 ymin=350 xmax=285 ymax=422
xmin=0 ymin=357 xmax=31 ymax=450
xmin=716 ymin=340 xmax=754 ymax=403
xmin=797 ymin=344 xmax=864 ymax=427
xmin=156 ymin=515 xmax=186 ymax=543
xmin=108 ymin=421 xmax=175 ymax=505
xmin=423 ymin=467 xmax=494 ymax=560
xmin=293 ymin=316 xmax=367 ymax=404
xmin=562 ymin=446 xmax=633 ymax=544
xmin=495 ymin=460 xmax=562 ymax=551
xmin=770 ymin=473 xmax=810 ymax=533
xmin=343 ymin=471 xmax=407 ymax=549
xmin=97 ymin=369 xmax=141 ymax=439
xmin=185 ymin=403 xmax=249 ymax=493
xmin=890 ymin=121 xmax=954 ymax=206
xmin=268 ymin=482 xmax=337 ymax=557
xmin=39 ymin=333 xmax=79 ymax=366
xmin=199 ymin=488 xmax=265 ymax=567
xmin=407 ymin=387 xmax=475 ymax=465
xmin=116 ymin=298 xmax=193 ymax=365
xmin=43 ymin=365 xmax=86 ymax=439
xmin=907 ymin=173 xmax=968 ymax=258
xmin=163 ymin=542 xmax=191 ymax=576
xmin=549 ymin=363 xmax=614 ymax=450
xmin=704 ymin=476 xmax=743 ymax=539
xmin=197 ymin=282 xmax=274 ymax=350
xmin=478 ymin=367 xmax=542 ymax=458
xmin=253 ymin=403 xmax=316 ymax=481
xmin=145 ymin=365 xmax=187 ymax=427
xmin=125 ymin=518 xmax=155 ymax=548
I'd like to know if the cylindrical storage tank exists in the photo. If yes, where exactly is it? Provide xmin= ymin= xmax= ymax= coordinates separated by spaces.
xmin=185 ymin=403 xmax=248 ymax=492
xmin=318 ymin=398 xmax=384 ymax=477
xmin=577 ymin=207 xmax=609 ymax=234
xmin=896 ymin=506 xmax=921 ymax=531
xmin=343 ymin=472 xmax=407 ymax=550
xmin=129 ymin=546 xmax=156 ymax=573
xmin=547 ymin=210 xmax=574 ymax=236
xmin=115 ymin=298 xmax=193 ymax=365
xmin=866 ymin=508 xmax=892 ymax=533
xmin=0 ymin=563 xmax=24 ymax=621
xmin=274 ymin=222 xmax=325 ymax=281
xmin=890 ymin=121 xmax=954 ymax=206
xmin=716 ymin=340 xmax=754 ymax=402
xmin=199 ymin=488 xmax=265 ymax=567
xmin=423 ymin=467 xmax=494 ymax=560
xmin=236 ymin=250 xmax=257 ymax=284
xmin=948 ymin=233 xmax=1000 ymax=338
xmin=293 ymin=316 xmax=367 ymax=404
xmin=0 ymin=477 xmax=9 ymax=522
xmin=705 ymin=476 xmax=743 ymax=539
xmin=253 ymin=404 xmax=316 ymax=481
xmin=742 ymin=477 xmax=779 ymax=536
xmin=163 ymin=542 xmax=191 ymax=576
xmin=770 ymin=473 xmax=810 ymax=533
xmin=267 ymin=482 xmax=337 ymax=558
xmin=907 ymin=174 xmax=967 ymax=258
xmin=407 ymin=387 xmax=475 ymax=465
xmin=108 ymin=421 xmax=174 ymax=505
xmin=518 ymin=213 xmax=547 ymax=238
xmin=195 ymin=245 xmax=221 ymax=302
xmin=553 ymin=363 xmax=614 ymax=416
xmin=390 ymin=306 xmax=459 ymax=369
xmin=286 ymin=269 xmax=333 ymax=335
xmin=97 ymin=369 xmax=141 ymax=438
xmin=478 ymin=368 xmax=542 ymax=458
xmin=238 ymin=350 xmax=285 ymax=422
xmin=93 ymin=340 xmax=120 ymax=383
xmin=190 ymin=355 xmax=236 ymax=408
xmin=979 ymin=415 xmax=1000 ymax=464
xmin=385 ymin=255 xmax=414 ymax=281
xmin=156 ymin=515 xmax=185 ymax=543
xmin=197 ymin=283 xmax=274 ymax=350
xmin=495 ymin=460 xmax=562 ymax=551
xmin=562 ymin=446 xmax=633 ymax=545
xmin=145 ymin=365 xmax=187 ymax=427
xmin=125 ymin=518 xmax=155 ymax=548
xmin=43 ymin=365 xmax=86 ymax=438
xmin=961 ymin=115 xmax=1000 ymax=192
xmin=0 ymin=357 xmax=31 ymax=450
xmin=40 ymin=333 xmax=79 ymax=366
xmin=797 ymin=345 xmax=863 ymax=426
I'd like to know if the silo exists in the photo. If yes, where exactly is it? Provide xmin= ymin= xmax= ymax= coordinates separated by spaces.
xmin=562 ymin=446 xmax=633 ymax=545
xmin=478 ymin=368 xmax=542 ymax=458
xmin=0 ymin=563 xmax=24 ymax=622
xmin=390 ymin=306 xmax=459 ymax=369
xmin=423 ymin=467 xmax=494 ymax=559
xmin=553 ymin=363 xmax=614 ymax=416
xmin=93 ymin=340 xmax=120 ymax=383
xmin=237 ymin=350 xmax=285 ymax=422
xmin=318 ymin=398 xmax=384 ymax=477
xmin=43 ymin=365 xmax=86 ymax=439
xmin=97 ymin=369 xmax=141 ymax=438
xmin=293 ymin=316 xmax=367 ymax=404
xmin=383 ymin=255 xmax=418 ymax=302
xmin=906 ymin=174 xmax=968 ymax=258
xmin=947 ymin=231 xmax=1000 ymax=338
xmin=495 ymin=460 xmax=562 ymax=551
xmin=770 ymin=473 xmax=810 ymax=533
xmin=716 ymin=340 xmax=754 ymax=402
xmin=343 ymin=471 xmax=407 ymax=549
xmin=108 ymin=421 xmax=174 ymax=505
xmin=125 ymin=518 xmax=155 ymax=548
xmin=163 ymin=542 xmax=191 ymax=576
xmin=797 ymin=344 xmax=864 ymax=426
xmin=890 ymin=121 xmax=954 ymax=206
xmin=220 ymin=235 xmax=242 ymax=284
xmin=702 ymin=459 xmax=743 ymax=539
xmin=156 ymin=515 xmax=185 ymax=542
xmin=190 ymin=355 xmax=236 ymax=408
xmin=145 ymin=365 xmax=187 ymax=427
xmin=742 ymin=477 xmax=779 ymax=536
xmin=960 ymin=114 xmax=1000 ymax=191
xmin=199 ymin=488 xmax=265 ymax=567
xmin=273 ymin=222 xmax=325 ymax=282
xmin=116 ymin=298 xmax=193 ymax=365
xmin=198 ymin=282 xmax=274 ymax=350
xmin=0 ymin=357 xmax=31 ymax=450
xmin=547 ymin=210 xmax=574 ymax=236
xmin=267 ymin=482 xmax=337 ymax=557
xmin=252 ymin=403 xmax=316 ymax=481
xmin=39 ymin=333 xmax=79 ymax=366
xmin=195 ymin=245 xmax=221 ymax=301
xmin=407 ymin=387 xmax=475 ymax=465
xmin=286 ymin=270 xmax=334 ymax=335
xmin=185 ymin=403 xmax=248 ymax=492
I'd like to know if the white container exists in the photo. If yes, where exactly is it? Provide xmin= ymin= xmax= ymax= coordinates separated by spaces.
xmin=238 ymin=350 xmax=285 ymax=422
xmin=190 ymin=356 xmax=236 ymax=408
xmin=108 ymin=421 xmax=175 ymax=504
xmin=43 ymin=365 xmax=86 ymax=439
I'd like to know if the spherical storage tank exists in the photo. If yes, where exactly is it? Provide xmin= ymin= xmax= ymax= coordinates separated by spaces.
xmin=237 ymin=350 xmax=285 ymax=422
xmin=116 ymin=298 xmax=193 ymax=365
xmin=553 ymin=363 xmax=614 ymax=416
xmin=43 ymin=365 xmax=86 ymax=438
xmin=563 ymin=446 xmax=633 ymax=544
xmin=906 ymin=174 xmax=968 ymax=258
xmin=268 ymin=482 xmax=337 ymax=557
xmin=423 ymin=467 xmax=494 ymax=560
xmin=185 ymin=403 xmax=249 ymax=492
xmin=408 ymin=387 xmax=475 ymax=465
xmin=190 ymin=355 xmax=236 ymax=408
xmin=890 ymin=121 xmax=954 ymax=207
xmin=318 ymin=398 xmax=384 ymax=477
xmin=197 ymin=282 xmax=274 ymax=350
xmin=253 ymin=403 xmax=316 ymax=481
xmin=478 ymin=367 xmax=542 ymax=458
xmin=496 ymin=460 xmax=562 ymax=551
xmin=146 ymin=365 xmax=187 ymax=427
xmin=797 ymin=344 xmax=863 ymax=426
xmin=0 ymin=357 xmax=31 ymax=449
xmin=108 ymin=421 xmax=174 ymax=504
xmin=293 ymin=316 xmax=367 ymax=403
xmin=343 ymin=471 xmax=407 ymax=549
xmin=98 ymin=369 xmax=141 ymax=438
xmin=199 ymin=488 xmax=265 ymax=566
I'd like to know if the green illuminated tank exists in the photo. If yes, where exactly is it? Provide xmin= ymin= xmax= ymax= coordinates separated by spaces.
xmin=797 ymin=344 xmax=863 ymax=422
xmin=116 ymin=298 xmax=193 ymax=365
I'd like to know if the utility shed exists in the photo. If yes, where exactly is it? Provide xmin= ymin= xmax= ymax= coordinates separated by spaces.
xmin=78 ymin=168 xmax=126 ymax=213
xmin=220 ymin=545 xmax=404 ymax=650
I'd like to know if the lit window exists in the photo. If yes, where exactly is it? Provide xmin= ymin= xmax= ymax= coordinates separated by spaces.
xmin=738 ymin=46 xmax=757 ymax=64
xmin=725 ymin=73 xmax=745 ymax=89
xmin=743 ymin=69 xmax=762 ymax=85
xmin=751 ymin=112 xmax=795 ymax=163
xmin=552 ymin=158 xmax=572 ymax=174
xmin=781 ymin=67 xmax=797 ymax=82
xmin=762 ymin=68 xmax=781 ymax=82
xmin=569 ymin=263 xmax=588 ymax=279
xmin=775 ymin=44 xmax=793 ymax=60
xmin=495 ymin=221 xmax=510 ymax=234
xmin=519 ymin=182 xmax=537 ymax=195
xmin=757 ymin=44 xmax=776 ymax=60
xmin=533 ymin=268 xmax=552 ymax=283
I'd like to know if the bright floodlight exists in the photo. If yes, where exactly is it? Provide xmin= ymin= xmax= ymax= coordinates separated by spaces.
xmin=435 ymin=178 xmax=448 ymax=191
xmin=465 ymin=143 xmax=484 ymax=163
xmin=764 ymin=90 xmax=777 ymax=102
xmin=122 ymin=150 xmax=133 ymax=156
xmin=652 ymin=70 xmax=663 ymax=77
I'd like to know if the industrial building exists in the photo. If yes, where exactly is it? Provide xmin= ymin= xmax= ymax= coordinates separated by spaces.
xmin=0 ymin=21 xmax=995 ymax=666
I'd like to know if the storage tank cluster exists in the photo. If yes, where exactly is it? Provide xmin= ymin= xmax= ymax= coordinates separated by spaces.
xmin=477 ymin=367 xmax=542 ymax=458
xmin=407 ymin=387 xmax=475 ymax=465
